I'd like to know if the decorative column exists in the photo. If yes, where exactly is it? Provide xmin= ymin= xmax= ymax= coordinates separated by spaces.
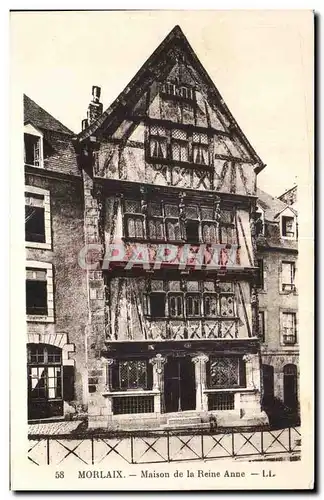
xmin=149 ymin=354 xmax=166 ymax=414
xmin=242 ymin=353 xmax=262 ymax=414
xmin=102 ymin=358 xmax=115 ymax=415
xmin=192 ymin=354 xmax=209 ymax=412
xmin=243 ymin=353 xmax=260 ymax=389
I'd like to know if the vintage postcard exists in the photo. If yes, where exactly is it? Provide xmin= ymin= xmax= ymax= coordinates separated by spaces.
xmin=10 ymin=9 xmax=314 ymax=490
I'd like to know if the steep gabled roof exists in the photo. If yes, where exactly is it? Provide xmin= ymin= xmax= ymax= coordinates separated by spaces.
xmin=24 ymin=94 xmax=74 ymax=135
xmin=278 ymin=185 xmax=297 ymax=201
xmin=257 ymin=188 xmax=292 ymax=222
xmin=77 ymin=25 xmax=265 ymax=171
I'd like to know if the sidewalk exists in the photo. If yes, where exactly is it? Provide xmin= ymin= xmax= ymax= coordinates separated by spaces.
xmin=28 ymin=420 xmax=85 ymax=435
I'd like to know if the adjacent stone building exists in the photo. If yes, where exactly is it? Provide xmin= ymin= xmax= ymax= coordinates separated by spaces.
xmin=256 ymin=188 xmax=299 ymax=425
xmin=24 ymin=95 xmax=88 ymax=420
xmin=25 ymin=26 xmax=274 ymax=429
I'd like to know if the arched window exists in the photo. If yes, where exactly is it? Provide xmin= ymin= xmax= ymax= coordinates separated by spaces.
xmin=283 ymin=364 xmax=298 ymax=411
xmin=27 ymin=344 xmax=63 ymax=420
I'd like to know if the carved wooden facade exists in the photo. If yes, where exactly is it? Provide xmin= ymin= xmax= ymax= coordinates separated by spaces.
xmin=77 ymin=26 xmax=268 ymax=429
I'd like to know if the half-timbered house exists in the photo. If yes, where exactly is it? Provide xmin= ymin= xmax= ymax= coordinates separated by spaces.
xmin=76 ymin=26 xmax=268 ymax=429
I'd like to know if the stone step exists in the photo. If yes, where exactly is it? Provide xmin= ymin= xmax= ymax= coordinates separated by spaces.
xmin=167 ymin=416 xmax=202 ymax=427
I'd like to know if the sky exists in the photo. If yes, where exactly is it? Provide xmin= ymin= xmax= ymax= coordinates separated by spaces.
xmin=11 ymin=10 xmax=313 ymax=197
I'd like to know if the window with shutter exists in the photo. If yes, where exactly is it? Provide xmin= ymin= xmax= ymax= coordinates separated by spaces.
xmin=282 ymin=312 xmax=297 ymax=345
xmin=26 ymin=268 xmax=48 ymax=316
xmin=25 ymin=194 xmax=45 ymax=243
xmin=281 ymin=261 xmax=296 ymax=291
xmin=27 ymin=344 xmax=64 ymax=419
xmin=256 ymin=259 xmax=264 ymax=289
xmin=258 ymin=311 xmax=265 ymax=342
xmin=24 ymin=133 xmax=42 ymax=167
xmin=25 ymin=263 xmax=54 ymax=322
xmin=281 ymin=216 xmax=295 ymax=238
xmin=25 ymin=187 xmax=51 ymax=248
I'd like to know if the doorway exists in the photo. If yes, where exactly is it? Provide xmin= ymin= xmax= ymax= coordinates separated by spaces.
xmin=283 ymin=364 xmax=298 ymax=412
xmin=262 ymin=364 xmax=274 ymax=406
xmin=164 ymin=356 xmax=196 ymax=413
xmin=27 ymin=343 xmax=64 ymax=420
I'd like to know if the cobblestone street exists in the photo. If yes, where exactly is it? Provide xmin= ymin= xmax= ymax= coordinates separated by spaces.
xmin=28 ymin=420 xmax=84 ymax=435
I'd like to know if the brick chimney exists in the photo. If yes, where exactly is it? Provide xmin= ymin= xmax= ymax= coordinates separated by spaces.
xmin=86 ymin=86 xmax=103 ymax=125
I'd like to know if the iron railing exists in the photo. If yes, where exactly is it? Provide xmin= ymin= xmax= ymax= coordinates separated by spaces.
xmin=28 ymin=426 xmax=301 ymax=466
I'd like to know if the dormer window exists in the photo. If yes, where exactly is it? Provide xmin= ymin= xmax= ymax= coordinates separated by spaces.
xmin=25 ymin=134 xmax=40 ymax=166
xmin=281 ymin=215 xmax=295 ymax=238
xmin=24 ymin=123 xmax=43 ymax=168
xmin=255 ymin=205 xmax=265 ymax=236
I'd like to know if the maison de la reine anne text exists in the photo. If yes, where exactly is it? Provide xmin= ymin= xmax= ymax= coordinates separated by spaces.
xmin=24 ymin=25 xmax=299 ymax=431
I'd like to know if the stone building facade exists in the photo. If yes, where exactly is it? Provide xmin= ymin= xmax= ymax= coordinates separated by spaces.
xmin=25 ymin=26 xmax=271 ymax=429
xmin=256 ymin=188 xmax=299 ymax=425
xmin=24 ymin=95 xmax=89 ymax=420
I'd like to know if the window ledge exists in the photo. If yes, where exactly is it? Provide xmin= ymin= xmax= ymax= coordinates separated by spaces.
xmin=25 ymin=241 xmax=52 ymax=250
xmin=102 ymin=390 xmax=159 ymax=397
xmin=25 ymin=163 xmax=44 ymax=169
xmin=146 ymin=156 xmax=213 ymax=170
xmin=204 ymin=388 xmax=256 ymax=393
xmin=144 ymin=316 xmax=240 ymax=321
xmin=26 ymin=315 xmax=54 ymax=323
